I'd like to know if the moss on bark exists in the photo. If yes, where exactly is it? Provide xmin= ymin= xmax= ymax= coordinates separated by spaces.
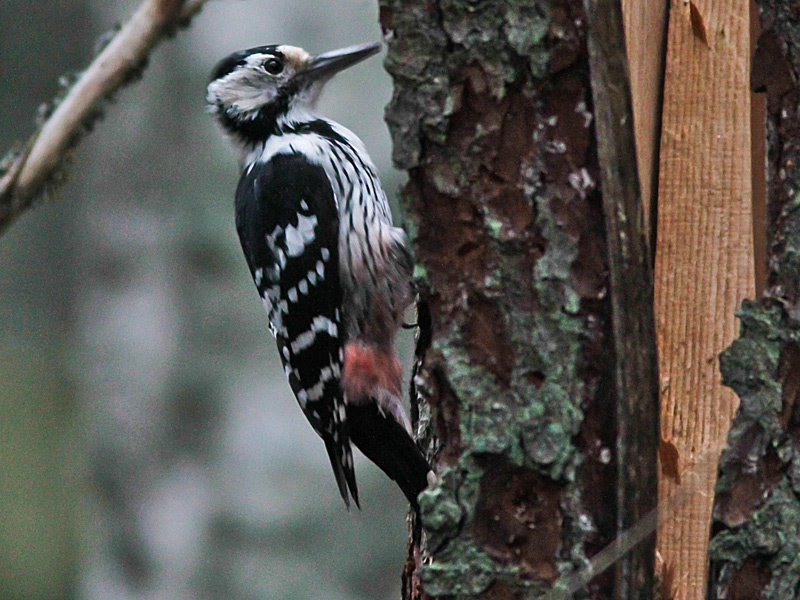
xmin=379 ymin=1 xmax=641 ymax=597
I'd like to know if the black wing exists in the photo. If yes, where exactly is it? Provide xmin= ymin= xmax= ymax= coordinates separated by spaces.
xmin=235 ymin=152 xmax=359 ymax=508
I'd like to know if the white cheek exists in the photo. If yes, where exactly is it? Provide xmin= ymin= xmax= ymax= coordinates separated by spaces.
xmin=234 ymin=89 xmax=276 ymax=113
xmin=215 ymin=71 xmax=279 ymax=114
xmin=206 ymin=79 xmax=225 ymax=104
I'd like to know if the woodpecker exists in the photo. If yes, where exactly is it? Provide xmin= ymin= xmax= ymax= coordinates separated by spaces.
xmin=207 ymin=42 xmax=430 ymax=508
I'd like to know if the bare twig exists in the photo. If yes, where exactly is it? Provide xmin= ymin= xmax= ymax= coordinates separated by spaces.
xmin=0 ymin=0 xmax=210 ymax=234
xmin=540 ymin=448 xmax=719 ymax=600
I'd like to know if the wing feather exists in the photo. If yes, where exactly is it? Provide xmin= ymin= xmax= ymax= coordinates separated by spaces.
xmin=234 ymin=152 xmax=358 ymax=507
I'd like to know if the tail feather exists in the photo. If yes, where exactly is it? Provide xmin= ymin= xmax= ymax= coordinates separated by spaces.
xmin=347 ymin=402 xmax=431 ymax=509
xmin=323 ymin=437 xmax=360 ymax=509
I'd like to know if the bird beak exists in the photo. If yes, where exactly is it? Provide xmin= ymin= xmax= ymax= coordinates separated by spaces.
xmin=299 ymin=42 xmax=381 ymax=83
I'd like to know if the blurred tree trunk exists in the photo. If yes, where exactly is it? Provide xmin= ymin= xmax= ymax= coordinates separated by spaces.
xmin=0 ymin=3 xmax=95 ymax=598
xmin=708 ymin=3 xmax=800 ymax=598
xmin=380 ymin=0 xmax=658 ymax=598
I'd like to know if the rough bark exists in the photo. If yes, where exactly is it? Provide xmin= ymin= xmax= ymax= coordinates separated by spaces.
xmin=585 ymin=1 xmax=660 ymax=596
xmin=380 ymin=0 xmax=657 ymax=598
xmin=708 ymin=2 xmax=800 ymax=598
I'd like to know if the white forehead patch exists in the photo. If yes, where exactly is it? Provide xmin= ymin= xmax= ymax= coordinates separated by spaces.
xmin=277 ymin=45 xmax=312 ymax=70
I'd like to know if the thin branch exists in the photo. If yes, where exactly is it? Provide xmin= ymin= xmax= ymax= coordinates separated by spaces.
xmin=0 ymin=0 xmax=210 ymax=234
xmin=540 ymin=447 xmax=719 ymax=600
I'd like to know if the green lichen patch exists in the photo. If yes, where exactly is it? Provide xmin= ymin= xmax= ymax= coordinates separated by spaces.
xmin=710 ymin=300 xmax=800 ymax=597
xmin=710 ymin=481 xmax=800 ymax=600
xmin=420 ymin=540 xmax=520 ymax=597
xmin=383 ymin=0 xmax=612 ymax=596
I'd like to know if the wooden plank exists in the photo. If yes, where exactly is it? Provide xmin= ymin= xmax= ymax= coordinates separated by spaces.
xmin=750 ymin=0 xmax=767 ymax=296
xmin=585 ymin=0 xmax=660 ymax=597
xmin=621 ymin=0 xmax=669 ymax=247
xmin=654 ymin=1 xmax=755 ymax=599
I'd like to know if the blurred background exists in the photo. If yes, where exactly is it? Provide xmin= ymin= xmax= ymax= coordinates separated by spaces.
xmin=0 ymin=1 xmax=412 ymax=599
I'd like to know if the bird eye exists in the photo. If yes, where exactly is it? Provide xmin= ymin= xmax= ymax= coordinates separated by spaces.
xmin=263 ymin=58 xmax=283 ymax=75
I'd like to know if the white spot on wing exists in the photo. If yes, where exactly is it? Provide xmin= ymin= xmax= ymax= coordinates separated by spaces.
xmin=265 ymin=264 xmax=280 ymax=281
xmin=291 ymin=330 xmax=316 ymax=354
xmin=266 ymin=225 xmax=283 ymax=250
xmin=284 ymin=214 xmax=318 ymax=257
xmin=306 ymin=380 xmax=325 ymax=401
xmin=320 ymin=366 xmax=334 ymax=382
xmin=289 ymin=316 xmax=339 ymax=353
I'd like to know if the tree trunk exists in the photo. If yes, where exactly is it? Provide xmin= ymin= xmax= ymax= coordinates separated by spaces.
xmin=379 ymin=1 xmax=658 ymax=597
xmin=708 ymin=3 xmax=800 ymax=597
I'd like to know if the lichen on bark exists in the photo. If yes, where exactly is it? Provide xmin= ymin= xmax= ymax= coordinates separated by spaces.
xmin=708 ymin=1 xmax=800 ymax=597
xmin=380 ymin=0 xmax=624 ymax=597
xmin=710 ymin=301 xmax=800 ymax=599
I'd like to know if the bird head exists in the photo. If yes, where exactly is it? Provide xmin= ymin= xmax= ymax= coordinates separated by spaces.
xmin=207 ymin=42 xmax=380 ymax=140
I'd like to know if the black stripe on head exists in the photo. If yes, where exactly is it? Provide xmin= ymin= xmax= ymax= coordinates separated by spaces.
xmin=216 ymin=79 xmax=299 ymax=142
xmin=209 ymin=44 xmax=284 ymax=82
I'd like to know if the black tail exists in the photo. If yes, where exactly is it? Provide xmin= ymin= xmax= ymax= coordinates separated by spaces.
xmin=323 ymin=435 xmax=360 ymax=509
xmin=346 ymin=403 xmax=431 ymax=510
